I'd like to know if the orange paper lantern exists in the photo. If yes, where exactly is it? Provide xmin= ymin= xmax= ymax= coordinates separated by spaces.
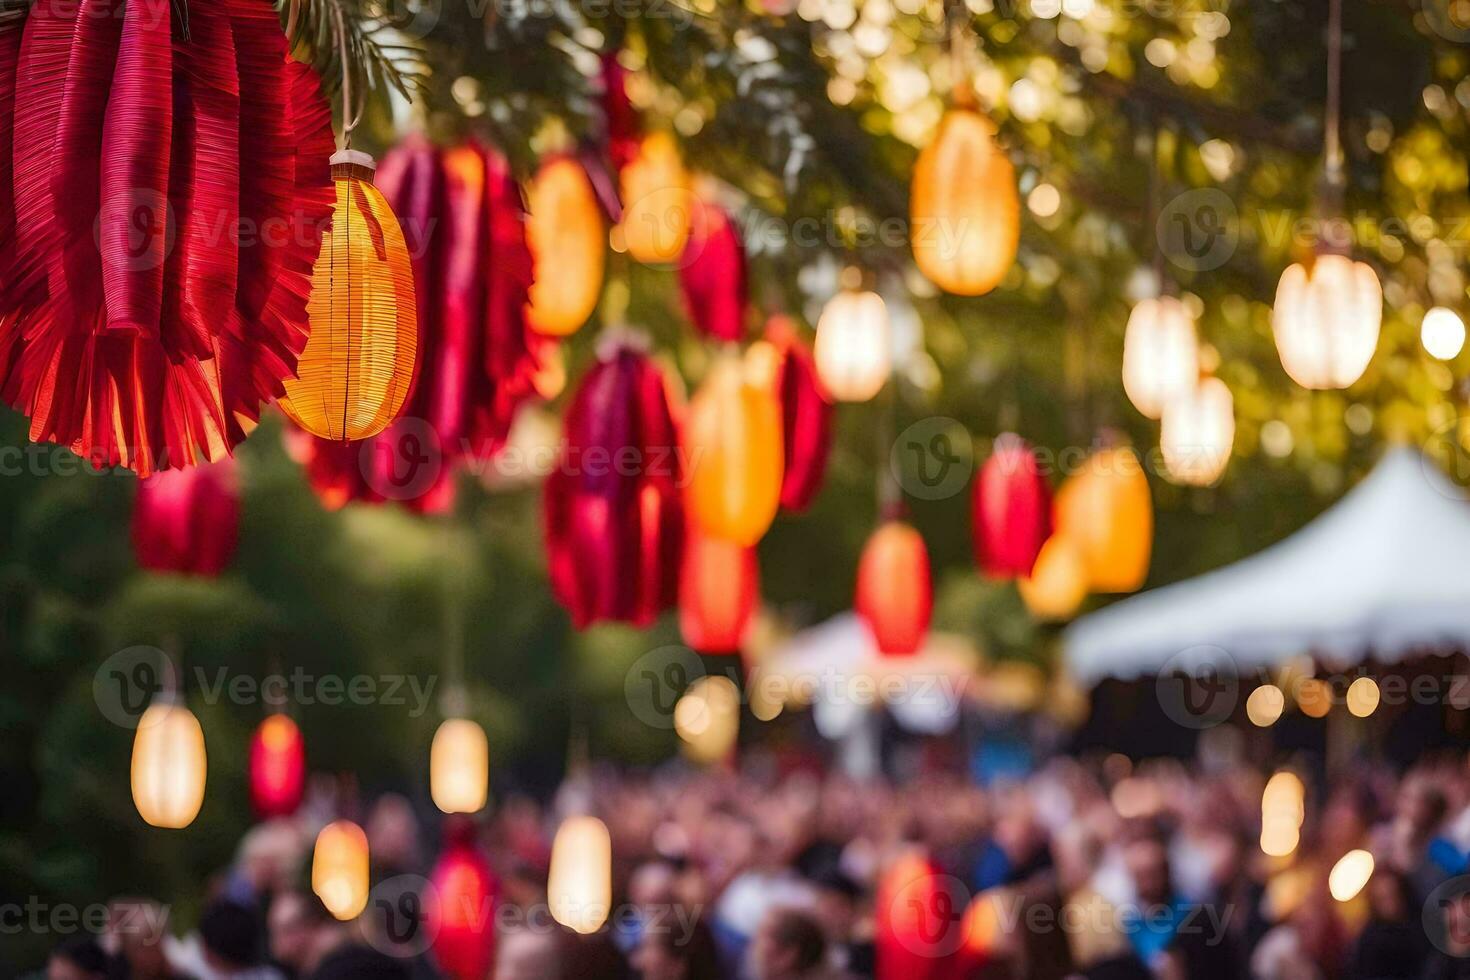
xmin=685 ymin=353 xmax=784 ymax=546
xmin=1054 ymin=448 xmax=1152 ymax=593
xmin=312 ymin=820 xmax=371 ymax=921
xmin=1017 ymin=535 xmax=1088 ymax=621
xmin=616 ymin=133 xmax=693 ymax=264
xmin=526 ymin=156 xmax=605 ymax=336
xmin=248 ymin=714 xmax=306 ymax=820
xmin=278 ymin=151 xmax=419 ymax=441
xmin=679 ymin=526 xmax=760 ymax=654
xmin=855 ymin=520 xmax=932 ymax=656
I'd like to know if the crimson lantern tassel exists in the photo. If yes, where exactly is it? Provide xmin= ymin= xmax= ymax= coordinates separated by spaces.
xmin=972 ymin=433 xmax=1052 ymax=578
xmin=855 ymin=519 xmax=932 ymax=656
xmin=248 ymin=714 xmax=306 ymax=819
xmin=428 ymin=819 xmax=498 ymax=980
xmin=600 ymin=52 xmax=640 ymax=175
xmin=680 ymin=526 xmax=760 ymax=654
xmin=544 ymin=343 xmax=683 ymax=627
xmin=679 ymin=202 xmax=747 ymax=343
xmin=132 ymin=457 xmax=240 ymax=576
xmin=765 ymin=317 xmax=833 ymax=512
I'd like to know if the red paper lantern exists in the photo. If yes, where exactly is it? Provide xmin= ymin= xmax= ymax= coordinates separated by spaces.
xmin=679 ymin=202 xmax=747 ymax=342
xmin=680 ymin=526 xmax=760 ymax=654
xmin=875 ymin=852 xmax=959 ymax=980
xmin=756 ymin=317 xmax=833 ymax=512
xmin=428 ymin=822 xmax=498 ymax=980
xmin=0 ymin=0 xmax=333 ymax=474
xmin=543 ymin=342 xmax=683 ymax=627
xmin=971 ymin=434 xmax=1051 ymax=579
xmin=248 ymin=714 xmax=306 ymax=819
xmin=855 ymin=520 xmax=932 ymax=656
xmin=132 ymin=457 xmax=240 ymax=576
xmin=601 ymin=52 xmax=641 ymax=175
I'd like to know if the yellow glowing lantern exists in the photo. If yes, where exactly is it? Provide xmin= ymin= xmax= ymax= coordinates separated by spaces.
xmin=1297 ymin=678 xmax=1333 ymax=718
xmin=279 ymin=150 xmax=418 ymax=441
xmin=686 ymin=354 xmax=784 ymax=546
xmin=312 ymin=820 xmax=371 ymax=921
xmin=814 ymin=289 xmax=890 ymax=402
xmin=1260 ymin=770 xmax=1305 ymax=858
xmin=616 ymin=133 xmax=693 ymax=264
xmin=1122 ymin=296 xmax=1199 ymax=419
xmin=548 ymin=815 xmax=612 ymax=934
xmin=1017 ymin=534 xmax=1088 ymax=621
xmin=430 ymin=717 xmax=490 ymax=815
xmin=1053 ymin=448 xmax=1152 ymax=593
xmin=1329 ymin=849 xmax=1375 ymax=902
xmin=131 ymin=701 xmax=207 ymax=830
xmin=910 ymin=108 xmax=1019 ymax=296
xmin=1346 ymin=677 xmax=1380 ymax=718
xmin=1160 ymin=376 xmax=1234 ymax=487
xmin=526 ymin=157 xmax=606 ymax=336
xmin=1246 ymin=685 xmax=1285 ymax=727
xmin=674 ymin=675 xmax=741 ymax=764
xmin=1272 ymin=253 xmax=1382 ymax=389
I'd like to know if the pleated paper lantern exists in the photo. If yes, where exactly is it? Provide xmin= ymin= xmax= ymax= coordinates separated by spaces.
xmin=526 ymin=156 xmax=605 ymax=336
xmin=617 ymin=133 xmax=692 ymax=264
xmin=278 ymin=150 xmax=419 ymax=441
xmin=876 ymin=853 xmax=954 ymax=980
xmin=548 ymin=816 xmax=612 ymax=935
xmin=971 ymin=434 xmax=1051 ymax=579
xmin=1122 ymin=296 xmax=1199 ymax=419
xmin=1054 ymin=448 xmax=1152 ymax=593
xmin=131 ymin=700 xmax=207 ymax=830
xmin=680 ymin=527 xmax=760 ymax=654
xmin=543 ymin=343 xmax=683 ymax=627
xmin=132 ymin=457 xmax=239 ymax=576
xmin=428 ymin=823 xmax=498 ymax=980
xmin=0 ymin=0 xmax=334 ymax=473
xmin=679 ymin=202 xmax=747 ymax=342
xmin=430 ymin=717 xmax=490 ymax=815
xmin=686 ymin=353 xmax=784 ymax=546
xmin=248 ymin=714 xmax=306 ymax=819
xmin=910 ymin=108 xmax=1020 ymax=296
xmin=814 ymin=289 xmax=891 ymax=402
xmin=1160 ymin=376 xmax=1235 ymax=486
xmin=1017 ymin=535 xmax=1088 ymax=621
xmin=751 ymin=317 xmax=833 ymax=512
xmin=1272 ymin=253 xmax=1382 ymax=389
xmin=856 ymin=520 xmax=932 ymax=656
xmin=313 ymin=820 xmax=371 ymax=921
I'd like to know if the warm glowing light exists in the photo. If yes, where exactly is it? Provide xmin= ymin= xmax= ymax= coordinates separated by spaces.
xmin=1421 ymin=306 xmax=1466 ymax=360
xmin=526 ymin=157 xmax=606 ymax=336
xmin=313 ymin=820 xmax=371 ymax=920
xmin=1261 ymin=770 xmax=1305 ymax=857
xmin=1160 ymin=376 xmax=1234 ymax=486
xmin=1346 ymin=677 xmax=1380 ymax=718
xmin=1272 ymin=254 xmax=1382 ymax=389
xmin=1246 ymin=685 xmax=1285 ymax=727
xmin=674 ymin=675 xmax=741 ymax=763
xmin=431 ymin=718 xmax=490 ymax=814
xmin=1027 ymin=182 xmax=1061 ymax=218
xmin=131 ymin=701 xmax=208 ymax=830
xmin=249 ymin=714 xmax=306 ymax=819
xmin=617 ymin=133 xmax=693 ymax=264
xmin=685 ymin=353 xmax=785 ymax=546
xmin=1017 ymin=535 xmax=1088 ymax=621
xmin=1329 ymin=849 xmax=1375 ymax=902
xmin=548 ymin=816 xmax=612 ymax=934
xmin=1297 ymin=678 xmax=1332 ymax=718
xmin=680 ymin=528 xmax=760 ymax=654
xmin=814 ymin=289 xmax=891 ymax=402
xmin=1053 ymin=448 xmax=1152 ymax=593
xmin=855 ymin=520 xmax=933 ymax=656
xmin=1122 ymin=296 xmax=1199 ymax=419
xmin=1261 ymin=817 xmax=1301 ymax=858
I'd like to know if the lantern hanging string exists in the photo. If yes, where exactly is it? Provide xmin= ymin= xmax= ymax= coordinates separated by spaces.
xmin=331 ymin=0 xmax=365 ymax=149
xmin=1323 ymin=0 xmax=1343 ymax=187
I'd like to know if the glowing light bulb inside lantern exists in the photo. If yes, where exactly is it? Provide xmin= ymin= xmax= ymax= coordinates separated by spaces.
xmin=685 ymin=353 xmax=785 ymax=546
xmin=279 ymin=150 xmax=419 ymax=441
xmin=675 ymin=675 xmax=741 ymax=764
xmin=131 ymin=700 xmax=208 ymax=829
xmin=1122 ymin=296 xmax=1199 ymax=419
xmin=431 ymin=717 xmax=490 ymax=815
xmin=1329 ymin=849 xmax=1374 ymax=902
xmin=1421 ymin=307 xmax=1466 ymax=360
xmin=312 ymin=820 xmax=371 ymax=921
xmin=814 ymin=288 xmax=891 ymax=402
xmin=548 ymin=816 xmax=612 ymax=934
xmin=249 ymin=714 xmax=306 ymax=819
xmin=1271 ymin=253 xmax=1382 ymax=389
xmin=1160 ymin=376 xmax=1234 ymax=487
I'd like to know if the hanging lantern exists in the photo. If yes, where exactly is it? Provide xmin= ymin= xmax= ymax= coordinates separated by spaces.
xmin=1160 ymin=377 xmax=1235 ymax=486
xmin=1017 ymin=535 xmax=1088 ymax=621
xmin=686 ymin=353 xmax=784 ymax=546
xmin=1271 ymin=253 xmax=1382 ymax=389
xmin=617 ymin=133 xmax=692 ymax=264
xmin=427 ymin=821 xmax=498 ymax=980
xmin=680 ymin=526 xmax=760 ymax=654
xmin=910 ymin=108 xmax=1019 ymax=297
xmin=749 ymin=317 xmax=833 ymax=512
xmin=248 ymin=714 xmax=306 ymax=820
xmin=875 ymin=852 xmax=955 ymax=980
xmin=278 ymin=150 xmax=419 ymax=441
xmin=0 ymin=0 xmax=334 ymax=473
xmin=526 ymin=156 xmax=606 ymax=337
xmin=547 ymin=816 xmax=612 ymax=935
xmin=601 ymin=52 xmax=641 ymax=175
xmin=971 ymin=434 xmax=1051 ymax=579
xmin=132 ymin=457 xmax=240 ymax=576
xmin=1122 ymin=296 xmax=1199 ymax=419
xmin=679 ymin=202 xmax=748 ymax=342
xmin=312 ymin=820 xmax=371 ymax=921
xmin=430 ymin=717 xmax=490 ymax=815
xmin=814 ymin=289 xmax=891 ymax=402
xmin=856 ymin=520 xmax=933 ymax=657
xmin=674 ymin=675 xmax=741 ymax=764
xmin=1053 ymin=448 xmax=1152 ymax=593
xmin=543 ymin=343 xmax=683 ymax=627
xmin=131 ymin=699 xmax=208 ymax=830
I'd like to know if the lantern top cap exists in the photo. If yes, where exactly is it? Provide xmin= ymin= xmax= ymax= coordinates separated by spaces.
xmin=330 ymin=148 xmax=377 ymax=170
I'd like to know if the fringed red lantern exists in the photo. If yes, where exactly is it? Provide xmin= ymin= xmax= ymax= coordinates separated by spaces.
xmin=543 ymin=341 xmax=683 ymax=627
xmin=680 ymin=526 xmax=759 ymax=654
xmin=749 ymin=317 xmax=833 ymax=513
xmin=875 ymin=852 xmax=958 ymax=980
xmin=856 ymin=519 xmax=932 ymax=657
xmin=428 ymin=819 xmax=498 ymax=980
xmin=248 ymin=714 xmax=306 ymax=819
xmin=679 ymin=202 xmax=747 ymax=342
xmin=0 ymin=0 xmax=334 ymax=474
xmin=133 ymin=457 xmax=240 ymax=576
xmin=971 ymin=434 xmax=1051 ymax=579
xmin=600 ymin=52 xmax=641 ymax=176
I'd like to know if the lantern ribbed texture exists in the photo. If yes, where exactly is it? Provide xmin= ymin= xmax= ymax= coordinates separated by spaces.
xmin=278 ymin=155 xmax=419 ymax=441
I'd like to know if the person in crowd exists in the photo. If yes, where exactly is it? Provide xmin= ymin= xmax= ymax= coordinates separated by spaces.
xmin=266 ymin=890 xmax=347 ymax=979
xmin=1422 ymin=877 xmax=1470 ymax=980
xmin=306 ymin=943 xmax=412 ymax=980
xmin=47 ymin=938 xmax=123 ymax=980
xmin=747 ymin=907 xmax=829 ymax=980
xmin=1347 ymin=868 xmax=1425 ymax=980
xmin=170 ymin=899 xmax=284 ymax=980
xmin=105 ymin=898 xmax=196 ymax=980
xmin=493 ymin=927 xmax=561 ymax=980
xmin=630 ymin=918 xmax=723 ymax=980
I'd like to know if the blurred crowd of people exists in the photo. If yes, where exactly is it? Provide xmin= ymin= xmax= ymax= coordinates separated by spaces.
xmin=32 ymin=746 xmax=1470 ymax=980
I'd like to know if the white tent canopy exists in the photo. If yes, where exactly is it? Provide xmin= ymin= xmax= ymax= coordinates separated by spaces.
xmin=1064 ymin=447 xmax=1470 ymax=684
